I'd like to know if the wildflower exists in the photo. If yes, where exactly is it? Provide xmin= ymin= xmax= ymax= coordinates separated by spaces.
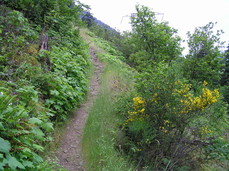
xmin=203 ymin=80 xmax=208 ymax=86
xmin=179 ymin=86 xmax=220 ymax=114
xmin=165 ymin=120 xmax=170 ymax=124
xmin=160 ymin=126 xmax=168 ymax=133
xmin=124 ymin=97 xmax=148 ymax=125
xmin=133 ymin=96 xmax=145 ymax=110
xmin=199 ymin=126 xmax=213 ymax=135
xmin=140 ymin=108 xmax=145 ymax=113
xmin=133 ymin=97 xmax=144 ymax=105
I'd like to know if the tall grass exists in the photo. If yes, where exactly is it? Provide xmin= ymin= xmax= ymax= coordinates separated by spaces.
xmin=82 ymin=58 xmax=135 ymax=170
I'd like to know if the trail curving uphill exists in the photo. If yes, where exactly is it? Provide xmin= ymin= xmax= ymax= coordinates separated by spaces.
xmin=56 ymin=47 xmax=103 ymax=171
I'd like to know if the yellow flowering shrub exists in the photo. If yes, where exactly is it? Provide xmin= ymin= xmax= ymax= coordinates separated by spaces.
xmin=125 ymin=81 xmax=220 ymax=126
xmin=133 ymin=97 xmax=145 ymax=109
xmin=121 ymin=68 xmax=228 ymax=170
xmin=125 ymin=97 xmax=148 ymax=124
xmin=174 ymin=81 xmax=191 ymax=95
xmin=176 ymin=81 xmax=220 ymax=114
xmin=198 ymin=126 xmax=213 ymax=135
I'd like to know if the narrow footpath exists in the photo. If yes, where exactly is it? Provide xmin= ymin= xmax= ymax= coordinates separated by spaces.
xmin=55 ymin=47 xmax=103 ymax=171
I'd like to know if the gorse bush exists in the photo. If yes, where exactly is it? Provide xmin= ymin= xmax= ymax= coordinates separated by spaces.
xmin=119 ymin=68 xmax=228 ymax=170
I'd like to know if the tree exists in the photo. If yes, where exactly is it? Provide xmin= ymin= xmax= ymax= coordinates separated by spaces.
xmin=130 ymin=5 xmax=182 ymax=66
xmin=82 ymin=11 xmax=94 ymax=27
xmin=184 ymin=22 xmax=225 ymax=87
xmin=220 ymin=44 xmax=229 ymax=105
xmin=1 ymin=0 xmax=82 ymax=29
xmin=221 ymin=44 xmax=229 ymax=86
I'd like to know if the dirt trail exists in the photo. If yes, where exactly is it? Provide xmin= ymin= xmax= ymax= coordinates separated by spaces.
xmin=56 ymin=47 xmax=103 ymax=171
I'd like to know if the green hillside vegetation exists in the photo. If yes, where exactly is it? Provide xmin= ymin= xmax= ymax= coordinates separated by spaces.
xmin=0 ymin=1 xmax=228 ymax=171
xmin=0 ymin=0 xmax=90 ymax=170
xmin=85 ymin=5 xmax=229 ymax=171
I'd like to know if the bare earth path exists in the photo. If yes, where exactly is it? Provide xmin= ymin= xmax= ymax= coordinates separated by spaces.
xmin=56 ymin=47 xmax=103 ymax=171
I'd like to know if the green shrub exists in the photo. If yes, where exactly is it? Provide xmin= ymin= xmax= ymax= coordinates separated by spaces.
xmin=0 ymin=3 xmax=89 ymax=169
xmin=0 ymin=93 xmax=53 ymax=170
xmin=118 ymin=64 xmax=228 ymax=170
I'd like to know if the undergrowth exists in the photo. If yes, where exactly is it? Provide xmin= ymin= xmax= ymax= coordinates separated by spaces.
xmin=0 ymin=3 xmax=89 ymax=170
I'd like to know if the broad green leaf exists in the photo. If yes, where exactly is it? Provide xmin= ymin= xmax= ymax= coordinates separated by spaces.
xmin=0 ymin=137 xmax=11 ymax=154
xmin=8 ymin=156 xmax=25 ymax=169
xmin=22 ymin=147 xmax=32 ymax=154
xmin=31 ymin=128 xmax=45 ymax=138
xmin=32 ymin=153 xmax=43 ymax=163
xmin=45 ymin=99 xmax=55 ymax=105
xmin=50 ymin=90 xmax=60 ymax=96
xmin=33 ymin=144 xmax=44 ymax=152
xmin=0 ymin=163 xmax=4 ymax=170
xmin=22 ymin=160 xmax=34 ymax=168
xmin=42 ymin=122 xmax=53 ymax=132
xmin=0 ymin=122 xmax=4 ymax=130
xmin=28 ymin=118 xmax=42 ymax=125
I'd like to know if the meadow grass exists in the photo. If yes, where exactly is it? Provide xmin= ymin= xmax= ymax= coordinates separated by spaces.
xmin=82 ymin=60 xmax=135 ymax=171
xmin=81 ymin=27 xmax=136 ymax=170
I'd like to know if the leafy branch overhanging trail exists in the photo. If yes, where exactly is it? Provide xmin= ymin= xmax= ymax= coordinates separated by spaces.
xmin=55 ymin=47 xmax=103 ymax=171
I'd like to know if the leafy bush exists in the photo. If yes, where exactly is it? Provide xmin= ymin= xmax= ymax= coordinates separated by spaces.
xmin=0 ymin=92 xmax=53 ymax=170
xmin=129 ymin=5 xmax=182 ymax=66
xmin=183 ymin=22 xmax=225 ymax=87
xmin=0 ymin=6 xmax=40 ymax=70
xmin=0 ymin=2 xmax=89 ymax=169
xmin=118 ymin=64 xmax=228 ymax=170
xmin=44 ymin=46 xmax=89 ymax=120
xmin=113 ymin=5 xmax=228 ymax=170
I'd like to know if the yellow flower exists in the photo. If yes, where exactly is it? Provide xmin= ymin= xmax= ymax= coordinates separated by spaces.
xmin=203 ymin=81 xmax=208 ymax=86
xmin=133 ymin=97 xmax=145 ymax=109
xmin=124 ymin=98 xmax=148 ymax=125
xmin=178 ymin=86 xmax=220 ymax=114
xmin=165 ymin=120 xmax=170 ymax=124
xmin=139 ymin=108 xmax=145 ymax=113
xmin=133 ymin=97 xmax=144 ymax=104
xmin=199 ymin=126 xmax=213 ymax=135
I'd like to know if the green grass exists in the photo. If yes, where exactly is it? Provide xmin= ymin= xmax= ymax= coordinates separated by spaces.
xmin=82 ymin=30 xmax=135 ymax=170
xmin=82 ymin=64 xmax=135 ymax=171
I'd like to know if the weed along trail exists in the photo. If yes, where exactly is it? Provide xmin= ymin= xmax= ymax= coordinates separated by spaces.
xmin=55 ymin=47 xmax=103 ymax=171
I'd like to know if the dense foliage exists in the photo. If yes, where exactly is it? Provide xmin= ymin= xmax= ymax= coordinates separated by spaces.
xmin=184 ymin=22 xmax=225 ymax=87
xmin=0 ymin=1 xmax=89 ymax=170
xmin=130 ymin=5 xmax=182 ymax=65
xmin=221 ymin=45 xmax=229 ymax=106
xmin=115 ymin=5 xmax=229 ymax=170
xmin=1 ymin=1 xmax=228 ymax=170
